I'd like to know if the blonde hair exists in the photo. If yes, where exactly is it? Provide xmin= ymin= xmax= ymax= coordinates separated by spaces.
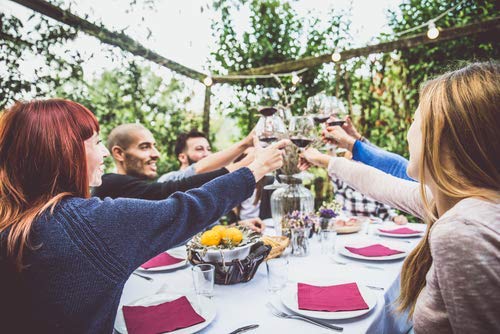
xmin=398 ymin=61 xmax=500 ymax=316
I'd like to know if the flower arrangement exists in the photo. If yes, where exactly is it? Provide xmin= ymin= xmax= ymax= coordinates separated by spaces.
xmin=317 ymin=200 xmax=343 ymax=219
xmin=281 ymin=210 xmax=318 ymax=230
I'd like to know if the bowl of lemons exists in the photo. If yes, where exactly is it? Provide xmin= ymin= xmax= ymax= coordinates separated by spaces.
xmin=187 ymin=225 xmax=260 ymax=263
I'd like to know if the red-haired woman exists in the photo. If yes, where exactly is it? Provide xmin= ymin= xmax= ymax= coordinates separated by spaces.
xmin=0 ymin=99 xmax=288 ymax=333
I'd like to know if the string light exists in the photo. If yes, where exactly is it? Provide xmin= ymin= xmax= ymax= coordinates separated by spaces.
xmin=390 ymin=50 xmax=401 ymax=61
xmin=331 ymin=51 xmax=341 ymax=62
xmin=427 ymin=21 xmax=440 ymax=39
xmin=291 ymin=72 xmax=301 ymax=85
xmin=203 ymin=76 xmax=213 ymax=87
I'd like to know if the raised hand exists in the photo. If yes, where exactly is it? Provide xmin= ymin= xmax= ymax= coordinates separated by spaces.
xmin=323 ymin=125 xmax=356 ymax=151
xmin=248 ymin=136 xmax=290 ymax=181
xmin=342 ymin=116 xmax=363 ymax=140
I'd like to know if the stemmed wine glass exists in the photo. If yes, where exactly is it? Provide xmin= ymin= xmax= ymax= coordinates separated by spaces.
xmin=324 ymin=97 xmax=348 ymax=154
xmin=255 ymin=87 xmax=288 ymax=190
xmin=289 ymin=116 xmax=315 ymax=180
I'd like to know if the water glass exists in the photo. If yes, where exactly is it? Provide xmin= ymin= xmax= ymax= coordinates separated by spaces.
xmin=192 ymin=264 xmax=215 ymax=297
xmin=266 ymin=258 xmax=289 ymax=293
xmin=321 ymin=230 xmax=337 ymax=256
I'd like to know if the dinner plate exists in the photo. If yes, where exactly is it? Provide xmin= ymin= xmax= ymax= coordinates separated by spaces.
xmin=114 ymin=293 xmax=216 ymax=334
xmin=280 ymin=281 xmax=377 ymax=320
xmin=376 ymin=227 xmax=424 ymax=238
xmin=136 ymin=246 xmax=188 ymax=272
xmin=339 ymin=240 xmax=408 ymax=261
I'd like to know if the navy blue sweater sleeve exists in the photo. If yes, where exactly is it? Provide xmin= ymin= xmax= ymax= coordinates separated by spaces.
xmin=65 ymin=168 xmax=255 ymax=275
xmin=92 ymin=168 xmax=229 ymax=200
xmin=352 ymin=140 xmax=414 ymax=182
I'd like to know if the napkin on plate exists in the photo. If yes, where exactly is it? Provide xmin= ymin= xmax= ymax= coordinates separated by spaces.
xmin=378 ymin=227 xmax=421 ymax=235
xmin=123 ymin=296 xmax=205 ymax=334
xmin=140 ymin=252 xmax=184 ymax=269
xmin=345 ymin=243 xmax=404 ymax=257
xmin=297 ymin=282 xmax=369 ymax=312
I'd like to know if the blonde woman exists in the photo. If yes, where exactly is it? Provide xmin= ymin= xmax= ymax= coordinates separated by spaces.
xmin=299 ymin=62 xmax=499 ymax=333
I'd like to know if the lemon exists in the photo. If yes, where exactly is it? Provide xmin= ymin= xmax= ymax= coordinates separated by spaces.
xmin=200 ymin=230 xmax=221 ymax=246
xmin=222 ymin=227 xmax=243 ymax=245
xmin=211 ymin=225 xmax=227 ymax=237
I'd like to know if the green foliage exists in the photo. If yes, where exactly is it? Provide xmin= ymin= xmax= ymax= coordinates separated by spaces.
xmin=0 ymin=12 xmax=82 ymax=109
xmin=56 ymin=62 xmax=201 ymax=174
xmin=210 ymin=0 xmax=350 ymax=133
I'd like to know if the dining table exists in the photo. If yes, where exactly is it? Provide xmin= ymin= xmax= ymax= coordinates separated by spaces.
xmin=116 ymin=220 xmax=424 ymax=334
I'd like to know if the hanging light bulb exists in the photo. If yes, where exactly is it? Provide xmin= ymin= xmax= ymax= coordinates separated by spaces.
xmin=427 ymin=21 xmax=439 ymax=39
xmin=203 ymin=76 xmax=213 ymax=87
xmin=390 ymin=50 xmax=401 ymax=61
xmin=331 ymin=51 xmax=342 ymax=62
xmin=291 ymin=72 xmax=301 ymax=85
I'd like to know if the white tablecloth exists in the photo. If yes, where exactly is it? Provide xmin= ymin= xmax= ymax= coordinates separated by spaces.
xmin=117 ymin=222 xmax=423 ymax=334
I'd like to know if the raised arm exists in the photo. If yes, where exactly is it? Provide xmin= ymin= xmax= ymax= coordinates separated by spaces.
xmin=193 ymin=131 xmax=254 ymax=174
xmin=352 ymin=140 xmax=413 ymax=181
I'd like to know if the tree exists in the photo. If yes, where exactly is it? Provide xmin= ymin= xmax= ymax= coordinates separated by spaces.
xmin=56 ymin=62 xmax=201 ymax=174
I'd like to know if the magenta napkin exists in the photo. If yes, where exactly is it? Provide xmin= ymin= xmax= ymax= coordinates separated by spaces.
xmin=298 ymin=282 xmax=369 ymax=312
xmin=140 ymin=253 xmax=184 ymax=269
xmin=345 ymin=244 xmax=404 ymax=257
xmin=123 ymin=296 xmax=205 ymax=334
xmin=378 ymin=227 xmax=421 ymax=235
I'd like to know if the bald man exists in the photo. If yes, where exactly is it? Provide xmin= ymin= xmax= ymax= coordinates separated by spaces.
xmin=92 ymin=124 xmax=247 ymax=200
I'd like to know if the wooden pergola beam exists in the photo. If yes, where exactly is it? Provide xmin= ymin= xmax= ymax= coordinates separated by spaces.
xmin=221 ymin=16 xmax=500 ymax=79
xmin=10 ymin=0 xmax=206 ymax=82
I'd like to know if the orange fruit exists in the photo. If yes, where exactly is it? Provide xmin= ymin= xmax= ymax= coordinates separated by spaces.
xmin=200 ymin=230 xmax=221 ymax=246
xmin=211 ymin=225 xmax=227 ymax=237
xmin=222 ymin=227 xmax=243 ymax=246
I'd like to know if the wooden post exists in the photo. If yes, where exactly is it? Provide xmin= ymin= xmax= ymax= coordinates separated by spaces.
xmin=203 ymin=85 xmax=211 ymax=135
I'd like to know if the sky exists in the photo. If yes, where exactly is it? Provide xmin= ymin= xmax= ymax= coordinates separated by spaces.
xmin=2 ymin=0 xmax=402 ymax=141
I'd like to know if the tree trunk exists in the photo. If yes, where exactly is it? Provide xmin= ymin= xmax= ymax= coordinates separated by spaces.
xmin=203 ymin=85 xmax=211 ymax=135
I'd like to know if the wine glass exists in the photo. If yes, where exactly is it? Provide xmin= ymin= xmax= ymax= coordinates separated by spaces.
xmin=324 ymin=97 xmax=348 ymax=154
xmin=289 ymin=116 xmax=315 ymax=149
xmin=255 ymin=112 xmax=288 ymax=190
xmin=306 ymin=93 xmax=329 ymax=125
xmin=289 ymin=116 xmax=315 ymax=180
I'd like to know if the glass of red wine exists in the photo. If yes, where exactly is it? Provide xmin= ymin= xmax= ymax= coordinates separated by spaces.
xmin=289 ymin=116 xmax=315 ymax=180
xmin=289 ymin=116 xmax=315 ymax=149
xmin=255 ymin=103 xmax=288 ymax=190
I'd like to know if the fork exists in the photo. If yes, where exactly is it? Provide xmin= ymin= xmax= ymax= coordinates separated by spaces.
xmin=132 ymin=272 xmax=154 ymax=282
xmin=266 ymin=303 xmax=343 ymax=332
xmin=332 ymin=259 xmax=384 ymax=271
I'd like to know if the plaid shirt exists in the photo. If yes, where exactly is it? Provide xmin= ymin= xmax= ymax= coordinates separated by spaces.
xmin=332 ymin=178 xmax=398 ymax=221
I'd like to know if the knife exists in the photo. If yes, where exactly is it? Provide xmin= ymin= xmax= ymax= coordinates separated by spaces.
xmin=228 ymin=324 xmax=259 ymax=334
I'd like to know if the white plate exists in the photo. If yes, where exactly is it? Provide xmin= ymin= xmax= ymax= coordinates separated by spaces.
xmin=136 ymin=247 xmax=188 ymax=272
xmin=114 ymin=293 xmax=215 ymax=334
xmin=376 ymin=227 xmax=424 ymax=238
xmin=281 ymin=281 xmax=377 ymax=320
xmin=339 ymin=240 xmax=408 ymax=261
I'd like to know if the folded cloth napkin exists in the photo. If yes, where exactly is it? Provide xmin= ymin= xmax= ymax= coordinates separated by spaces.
xmin=378 ymin=227 xmax=421 ymax=234
xmin=298 ymin=282 xmax=369 ymax=312
xmin=123 ymin=296 xmax=205 ymax=334
xmin=345 ymin=244 xmax=404 ymax=257
xmin=140 ymin=252 xmax=184 ymax=269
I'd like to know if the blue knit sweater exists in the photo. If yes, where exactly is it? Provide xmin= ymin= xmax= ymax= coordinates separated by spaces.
xmin=352 ymin=140 xmax=414 ymax=181
xmin=0 ymin=168 xmax=255 ymax=334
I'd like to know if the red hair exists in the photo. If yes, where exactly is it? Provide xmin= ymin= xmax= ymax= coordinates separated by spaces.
xmin=0 ymin=99 xmax=99 ymax=270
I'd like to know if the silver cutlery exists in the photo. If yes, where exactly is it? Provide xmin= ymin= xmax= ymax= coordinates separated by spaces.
xmin=228 ymin=324 xmax=259 ymax=334
xmin=132 ymin=272 xmax=154 ymax=282
xmin=332 ymin=259 xmax=384 ymax=271
xmin=366 ymin=285 xmax=385 ymax=291
xmin=266 ymin=303 xmax=343 ymax=332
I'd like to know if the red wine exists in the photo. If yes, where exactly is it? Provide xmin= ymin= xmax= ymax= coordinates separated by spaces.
xmin=259 ymin=136 xmax=278 ymax=144
xmin=326 ymin=120 xmax=345 ymax=127
xmin=313 ymin=115 xmax=329 ymax=124
xmin=259 ymin=107 xmax=278 ymax=117
xmin=291 ymin=137 xmax=313 ymax=148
